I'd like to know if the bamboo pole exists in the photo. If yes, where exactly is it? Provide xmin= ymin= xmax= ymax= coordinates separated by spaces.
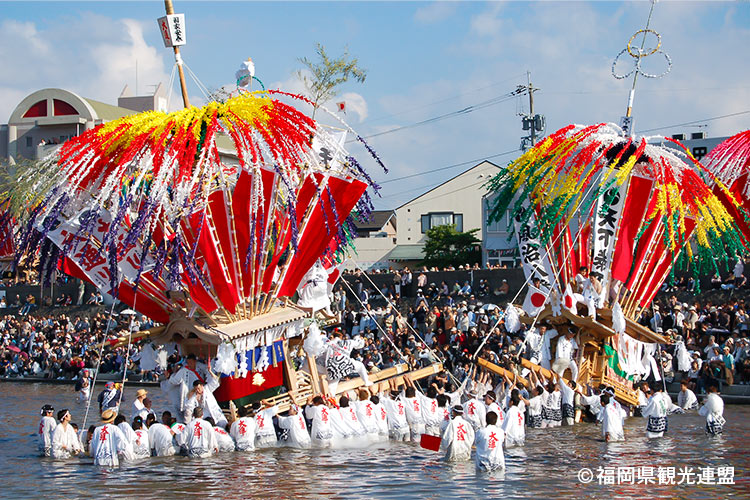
xmin=164 ymin=0 xmax=190 ymax=109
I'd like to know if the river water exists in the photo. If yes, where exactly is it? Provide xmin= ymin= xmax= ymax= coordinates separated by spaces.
xmin=1 ymin=382 xmax=747 ymax=499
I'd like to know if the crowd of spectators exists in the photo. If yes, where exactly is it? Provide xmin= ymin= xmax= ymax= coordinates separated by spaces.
xmin=3 ymin=260 xmax=750 ymax=398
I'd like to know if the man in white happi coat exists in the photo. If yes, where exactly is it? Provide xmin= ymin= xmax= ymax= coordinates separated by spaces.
xmin=441 ymin=405 xmax=475 ymax=462
xmin=337 ymin=395 xmax=367 ymax=443
xmin=210 ymin=420 xmax=236 ymax=452
xmin=165 ymin=354 xmax=222 ymax=422
xmin=51 ymin=409 xmax=84 ymax=459
xmin=252 ymin=400 xmax=279 ymax=448
xmin=180 ymin=407 xmax=218 ymax=458
xmin=38 ymin=404 xmax=57 ymax=456
xmin=354 ymin=389 xmax=381 ymax=440
xmin=130 ymin=419 xmax=151 ymax=459
xmin=699 ymin=384 xmax=726 ymax=436
xmin=230 ymin=406 xmax=257 ymax=451
xmin=91 ymin=409 xmax=129 ymax=466
xmin=475 ymin=411 xmax=505 ymax=471
xmin=419 ymin=386 xmax=443 ymax=437
xmin=183 ymin=379 xmax=227 ymax=429
xmin=277 ymin=400 xmax=312 ymax=449
xmin=401 ymin=385 xmax=426 ymax=441
xmin=552 ymin=329 xmax=579 ymax=381
xmin=641 ymin=386 xmax=680 ymax=438
xmin=147 ymin=417 xmax=178 ymax=457
xmin=296 ymin=260 xmax=336 ymax=319
xmin=324 ymin=331 xmax=372 ymax=395
xmin=382 ymin=389 xmax=410 ymax=441
xmin=305 ymin=396 xmax=335 ymax=447
xmin=598 ymin=393 xmax=626 ymax=442
xmin=114 ymin=414 xmax=137 ymax=461
xmin=502 ymin=393 xmax=525 ymax=447
xmin=484 ymin=391 xmax=504 ymax=428
xmin=463 ymin=391 xmax=486 ymax=431
xmin=677 ymin=380 xmax=698 ymax=410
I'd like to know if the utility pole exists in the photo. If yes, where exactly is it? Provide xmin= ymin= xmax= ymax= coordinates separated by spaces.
xmin=163 ymin=0 xmax=190 ymax=109
xmin=528 ymin=71 xmax=536 ymax=147
xmin=520 ymin=71 xmax=544 ymax=151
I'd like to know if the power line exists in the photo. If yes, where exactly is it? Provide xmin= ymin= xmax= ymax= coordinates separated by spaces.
xmin=360 ymin=73 xmax=528 ymax=125
xmin=378 ymin=149 xmax=519 ymax=185
xmin=635 ymin=110 xmax=750 ymax=134
xmin=354 ymin=89 xmax=523 ymax=141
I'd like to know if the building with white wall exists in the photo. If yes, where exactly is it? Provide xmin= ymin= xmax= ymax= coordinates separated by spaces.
xmin=348 ymin=210 xmax=397 ymax=271
xmin=391 ymin=161 xmax=501 ymax=266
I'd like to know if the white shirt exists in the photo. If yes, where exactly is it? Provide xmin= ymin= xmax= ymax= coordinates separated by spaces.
xmin=230 ymin=417 xmax=257 ymax=451
xmin=699 ymin=393 xmax=725 ymax=423
xmin=132 ymin=399 xmax=149 ymax=421
xmin=355 ymin=400 xmax=381 ymax=435
xmin=441 ymin=416 xmax=475 ymax=461
xmin=91 ymin=423 xmax=128 ymax=466
xmin=474 ymin=424 xmax=505 ymax=471
xmin=38 ymin=416 xmax=57 ymax=453
xmin=402 ymin=395 xmax=425 ymax=426
xmin=502 ymin=406 xmax=525 ymax=446
xmin=382 ymin=396 xmax=409 ymax=431
xmin=338 ymin=405 xmax=367 ymax=437
xmin=464 ymin=398 xmax=486 ymax=430
xmin=255 ymin=406 xmax=279 ymax=445
xmin=485 ymin=401 xmax=504 ymax=428
xmin=277 ymin=409 xmax=311 ymax=448
xmin=131 ymin=429 xmax=150 ymax=459
xmin=117 ymin=422 xmax=137 ymax=461
xmin=51 ymin=423 xmax=83 ymax=459
xmin=213 ymin=427 xmax=236 ymax=452
xmin=556 ymin=336 xmax=576 ymax=361
xmin=598 ymin=402 xmax=626 ymax=441
xmin=678 ymin=389 xmax=698 ymax=409
xmin=305 ymin=405 xmax=335 ymax=443
xmin=180 ymin=418 xmax=217 ymax=458
xmin=148 ymin=423 xmax=177 ymax=456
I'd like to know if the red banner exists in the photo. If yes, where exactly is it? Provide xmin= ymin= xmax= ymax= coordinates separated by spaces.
xmin=611 ymin=176 xmax=654 ymax=283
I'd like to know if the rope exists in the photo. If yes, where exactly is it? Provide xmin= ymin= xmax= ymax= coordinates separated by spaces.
xmin=182 ymin=62 xmax=212 ymax=101
xmin=471 ymin=175 xmax=601 ymax=359
xmin=347 ymin=259 xmax=461 ymax=386
xmin=339 ymin=275 xmax=405 ymax=360
xmin=165 ymin=62 xmax=178 ymax=111
xmin=80 ymin=300 xmax=119 ymax=432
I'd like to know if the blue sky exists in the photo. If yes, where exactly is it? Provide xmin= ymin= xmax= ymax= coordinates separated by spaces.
xmin=2 ymin=1 xmax=749 ymax=208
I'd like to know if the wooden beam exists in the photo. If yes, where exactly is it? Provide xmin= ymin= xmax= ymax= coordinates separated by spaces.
xmin=477 ymin=358 xmax=530 ymax=388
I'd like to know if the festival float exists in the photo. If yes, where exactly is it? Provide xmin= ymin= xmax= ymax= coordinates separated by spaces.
xmin=702 ymin=130 xmax=750 ymax=241
xmin=4 ymin=3 xmax=441 ymax=417
xmin=476 ymin=124 xmax=744 ymax=406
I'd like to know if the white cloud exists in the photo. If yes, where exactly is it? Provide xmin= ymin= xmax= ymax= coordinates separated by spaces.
xmin=415 ymin=2 xmax=459 ymax=24
xmin=339 ymin=92 xmax=368 ymax=122
xmin=0 ymin=13 xmax=170 ymax=122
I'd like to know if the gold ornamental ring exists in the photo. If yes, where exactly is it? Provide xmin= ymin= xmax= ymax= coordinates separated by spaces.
xmin=627 ymin=29 xmax=661 ymax=58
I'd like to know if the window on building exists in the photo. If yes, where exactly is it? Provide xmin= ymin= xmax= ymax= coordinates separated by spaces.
xmin=420 ymin=212 xmax=464 ymax=233
xmin=486 ymin=211 xmax=510 ymax=233
xmin=22 ymin=100 xmax=48 ymax=118
xmin=26 ymin=136 xmax=32 ymax=148
xmin=53 ymin=99 xmax=77 ymax=116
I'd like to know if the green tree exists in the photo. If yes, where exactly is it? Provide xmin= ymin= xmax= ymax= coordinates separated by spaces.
xmin=421 ymin=225 xmax=481 ymax=269
xmin=297 ymin=43 xmax=367 ymax=118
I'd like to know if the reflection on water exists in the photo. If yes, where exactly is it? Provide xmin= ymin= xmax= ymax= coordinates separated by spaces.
xmin=1 ymin=382 xmax=747 ymax=499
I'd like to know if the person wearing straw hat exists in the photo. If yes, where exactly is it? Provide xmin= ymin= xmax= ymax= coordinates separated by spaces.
xmin=51 ymin=409 xmax=84 ymax=459
xmin=132 ymin=388 xmax=149 ymax=421
xmin=38 ymin=404 xmax=56 ymax=456
xmin=440 ymin=404 xmax=475 ymax=461
xmin=90 ymin=409 xmax=128 ymax=467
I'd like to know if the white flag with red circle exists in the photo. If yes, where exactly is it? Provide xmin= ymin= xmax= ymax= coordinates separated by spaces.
xmin=522 ymin=284 xmax=549 ymax=317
